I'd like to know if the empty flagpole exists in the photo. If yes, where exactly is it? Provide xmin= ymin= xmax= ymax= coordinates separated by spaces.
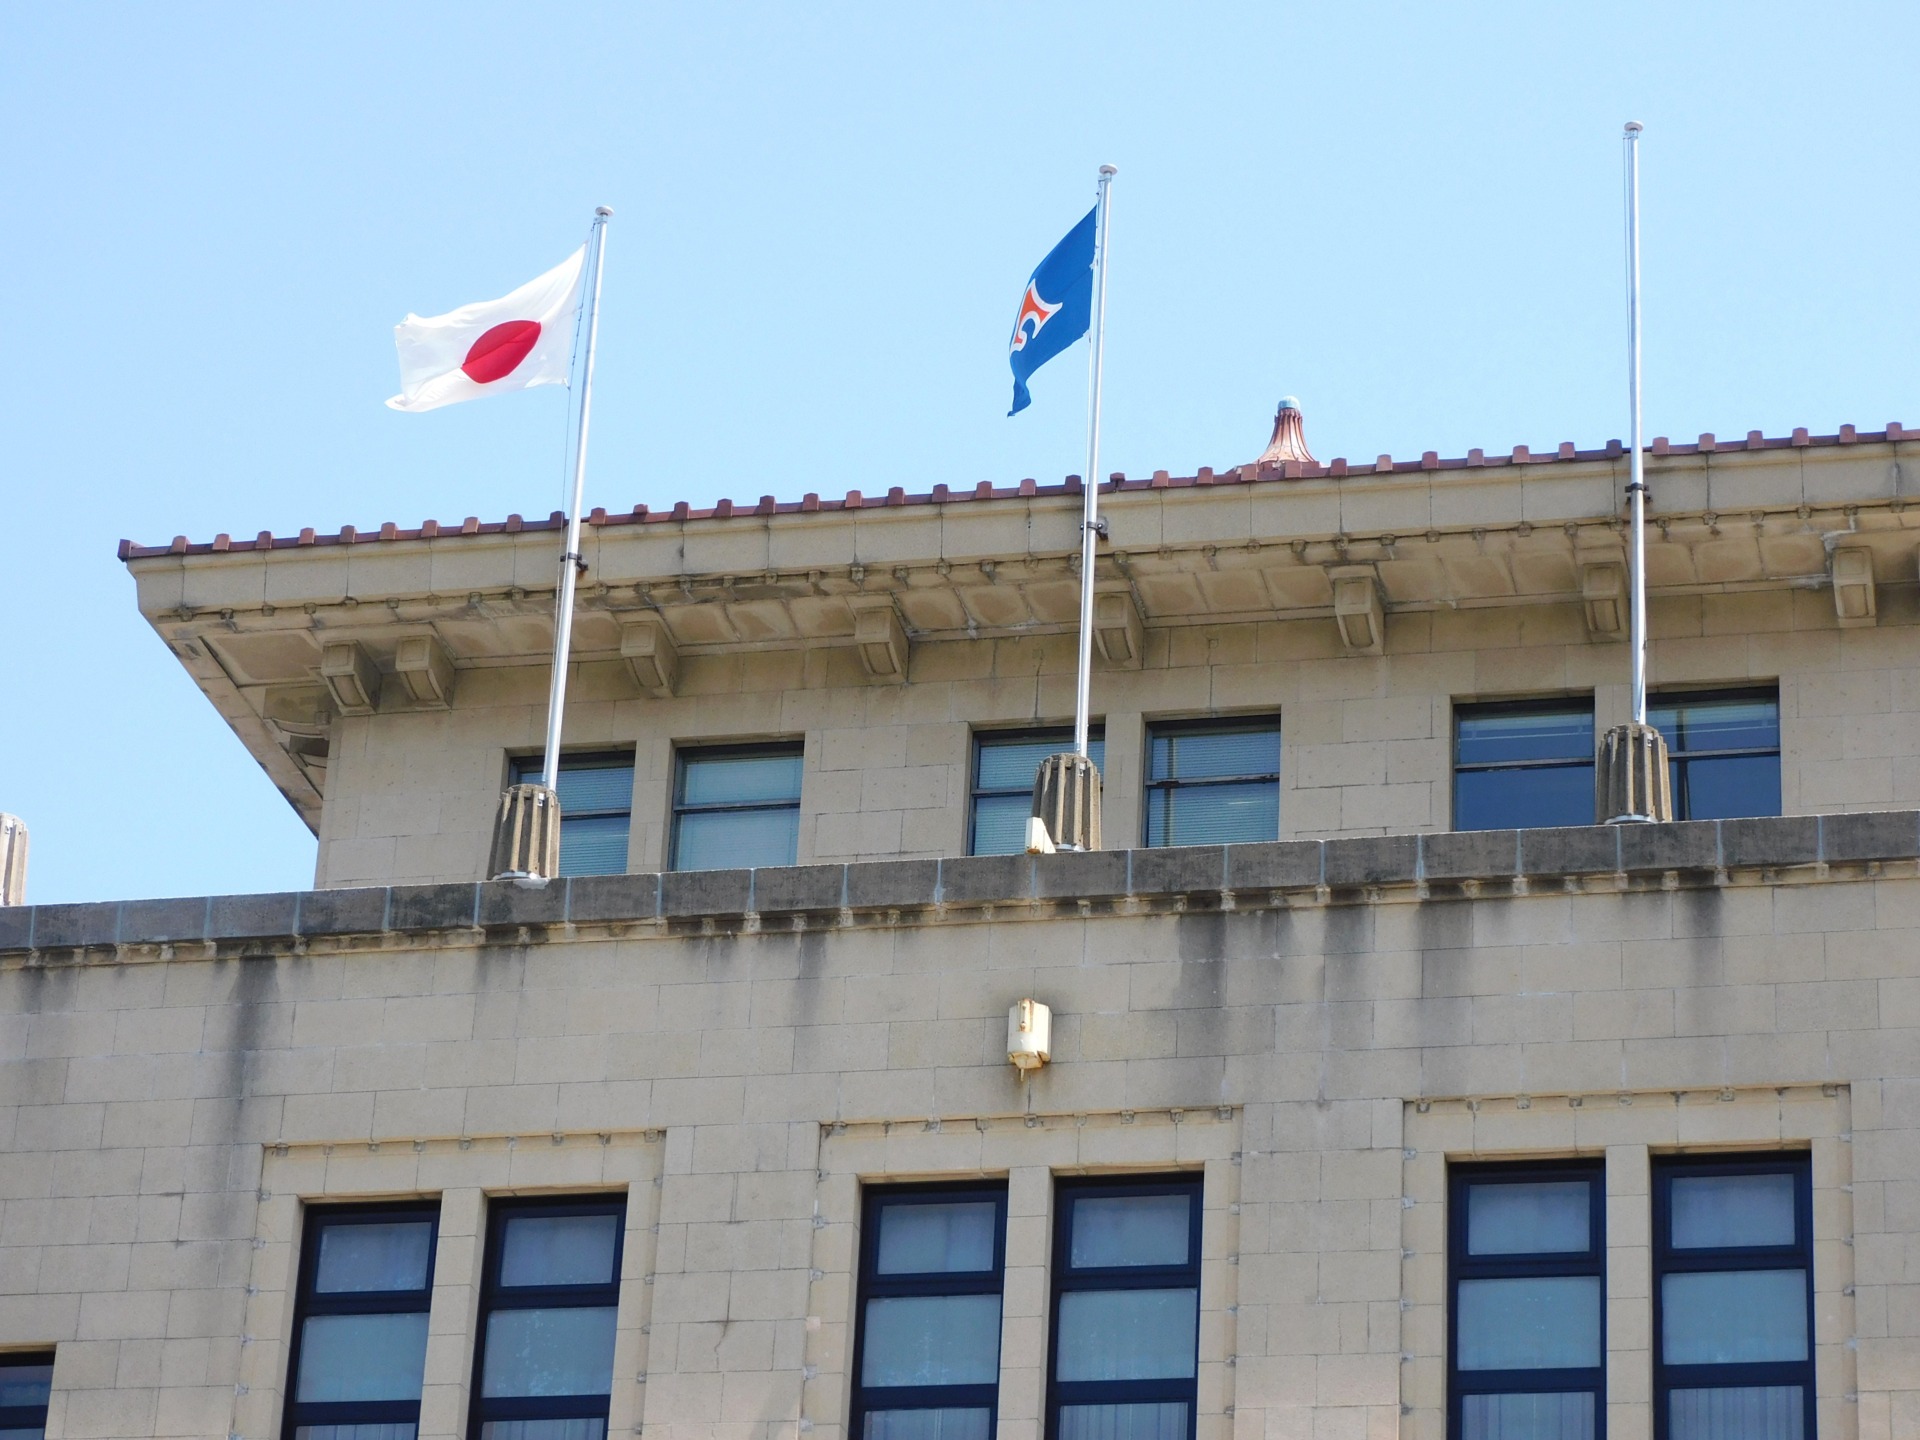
xmin=1623 ymin=124 xmax=1647 ymax=729
xmin=540 ymin=206 xmax=613 ymax=797
xmin=1073 ymin=165 xmax=1118 ymax=761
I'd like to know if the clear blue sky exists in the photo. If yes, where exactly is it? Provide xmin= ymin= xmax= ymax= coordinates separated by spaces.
xmin=3 ymin=3 xmax=1915 ymax=904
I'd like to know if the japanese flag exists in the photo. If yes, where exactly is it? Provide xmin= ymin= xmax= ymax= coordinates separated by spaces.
xmin=386 ymin=247 xmax=584 ymax=412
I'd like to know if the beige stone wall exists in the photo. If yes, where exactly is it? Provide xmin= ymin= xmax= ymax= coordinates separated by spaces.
xmin=2 ymin=869 xmax=1916 ymax=1438
xmin=316 ymin=585 xmax=1920 ymax=888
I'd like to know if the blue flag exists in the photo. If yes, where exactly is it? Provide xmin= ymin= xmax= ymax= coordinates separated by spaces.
xmin=1007 ymin=205 xmax=1096 ymax=415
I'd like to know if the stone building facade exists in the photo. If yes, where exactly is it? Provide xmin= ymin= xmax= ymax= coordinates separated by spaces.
xmin=0 ymin=417 xmax=1914 ymax=1440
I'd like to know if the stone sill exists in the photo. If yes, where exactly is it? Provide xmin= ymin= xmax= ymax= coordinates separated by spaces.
xmin=3 ymin=812 xmax=1916 ymax=956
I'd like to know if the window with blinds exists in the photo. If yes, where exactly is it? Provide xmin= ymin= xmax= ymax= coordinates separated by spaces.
xmin=850 ymin=1184 xmax=1008 ymax=1440
xmin=283 ymin=1203 xmax=440 ymax=1440
xmin=969 ymin=729 xmax=1104 ymax=856
xmin=1448 ymin=1162 xmax=1605 ymax=1440
xmin=0 ymin=1354 xmax=54 ymax=1440
xmin=1653 ymin=1155 xmax=1814 ymax=1440
xmin=670 ymin=744 xmax=804 ymax=871
xmin=510 ymin=751 xmax=635 ymax=876
xmin=1143 ymin=719 xmax=1281 ymax=847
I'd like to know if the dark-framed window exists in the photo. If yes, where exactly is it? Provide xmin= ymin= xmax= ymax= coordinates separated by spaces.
xmin=1145 ymin=717 xmax=1281 ymax=846
xmin=1652 ymin=1154 xmax=1814 ymax=1440
xmin=0 ymin=1353 xmax=55 ymax=1440
xmin=851 ymin=1183 xmax=1009 ymax=1440
xmin=670 ymin=742 xmax=803 ymax=871
xmin=511 ymin=750 xmax=635 ymax=876
xmin=1448 ymin=1161 xmax=1605 ymax=1440
xmin=283 ymin=1202 xmax=440 ymax=1440
xmin=1048 ymin=1175 xmax=1203 ymax=1440
xmin=1454 ymin=698 xmax=1596 ymax=831
xmin=471 ymin=1195 xmax=627 ymax=1440
xmin=1648 ymin=688 xmax=1781 ymax=821
xmin=970 ymin=728 xmax=1105 ymax=855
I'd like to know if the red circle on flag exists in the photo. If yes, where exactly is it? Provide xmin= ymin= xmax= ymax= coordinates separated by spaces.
xmin=462 ymin=320 xmax=542 ymax=384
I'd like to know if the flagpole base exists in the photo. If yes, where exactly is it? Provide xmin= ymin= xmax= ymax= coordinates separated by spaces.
xmin=489 ymin=783 xmax=563 ymax=884
xmin=1596 ymin=722 xmax=1673 ymax=825
xmin=1031 ymin=753 xmax=1103 ymax=853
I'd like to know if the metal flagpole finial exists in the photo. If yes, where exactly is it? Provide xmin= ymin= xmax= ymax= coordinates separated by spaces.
xmin=1623 ymin=121 xmax=1643 ymax=136
xmin=595 ymin=205 xmax=613 ymax=217
xmin=1099 ymin=164 xmax=1118 ymax=177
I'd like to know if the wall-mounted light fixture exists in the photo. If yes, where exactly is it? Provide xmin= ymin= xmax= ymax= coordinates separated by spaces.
xmin=1008 ymin=998 xmax=1052 ymax=1074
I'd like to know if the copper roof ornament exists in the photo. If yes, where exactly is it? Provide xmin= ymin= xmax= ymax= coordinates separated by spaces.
xmin=1257 ymin=396 xmax=1316 ymax=468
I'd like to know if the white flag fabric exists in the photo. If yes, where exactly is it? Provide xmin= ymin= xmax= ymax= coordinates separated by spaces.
xmin=387 ymin=247 xmax=585 ymax=412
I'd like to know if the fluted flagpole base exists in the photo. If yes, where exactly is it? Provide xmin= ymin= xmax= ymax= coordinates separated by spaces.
xmin=1597 ymin=722 xmax=1672 ymax=824
xmin=489 ymin=784 xmax=562 ymax=885
xmin=1030 ymin=753 xmax=1103 ymax=853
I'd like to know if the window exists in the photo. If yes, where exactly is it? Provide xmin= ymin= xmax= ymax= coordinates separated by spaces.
xmin=1653 ymin=1155 xmax=1813 ymax=1440
xmin=1454 ymin=699 xmax=1596 ymax=830
xmin=1049 ymin=1177 xmax=1202 ymax=1440
xmin=511 ymin=751 xmax=635 ymax=876
xmin=851 ymin=1184 xmax=1008 ymax=1440
xmin=670 ymin=744 xmax=804 ymax=870
xmin=970 ymin=729 xmax=1104 ymax=855
xmin=471 ymin=1196 xmax=626 ymax=1440
xmin=1448 ymin=1162 xmax=1604 ymax=1440
xmin=1145 ymin=718 xmax=1281 ymax=846
xmin=1649 ymin=689 xmax=1781 ymax=821
xmin=284 ymin=1204 xmax=439 ymax=1440
xmin=0 ymin=1353 xmax=54 ymax=1440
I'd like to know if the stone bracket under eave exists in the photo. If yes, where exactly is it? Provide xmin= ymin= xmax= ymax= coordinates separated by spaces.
xmin=1328 ymin=565 xmax=1384 ymax=654
xmin=850 ymin=599 xmax=911 ymax=683
xmin=1831 ymin=544 xmax=1878 ymax=627
xmin=1094 ymin=588 xmax=1144 ymax=669
xmin=1577 ymin=543 xmax=1628 ymax=640
xmin=620 ymin=615 xmax=681 ymax=697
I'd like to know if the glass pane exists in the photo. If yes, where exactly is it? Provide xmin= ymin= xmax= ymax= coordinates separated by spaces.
xmin=975 ymin=736 xmax=1104 ymax=792
xmin=555 ymin=763 xmax=635 ymax=814
xmin=1146 ymin=779 xmax=1278 ymax=846
xmin=862 ymin=1409 xmax=991 ymax=1440
xmin=1467 ymin=1181 xmax=1590 ymax=1256
xmin=0 ymin=1364 xmax=51 ymax=1408
xmin=1457 ymin=708 xmax=1593 ymax=765
xmin=314 ymin=1220 xmax=434 ymax=1294
xmin=1149 ymin=727 xmax=1279 ymax=782
xmin=673 ymin=806 xmax=799 ymax=871
xmin=0 ymin=1430 xmax=45 ymax=1440
xmin=295 ymin=1312 xmax=430 ymax=1402
xmin=1651 ymin=697 xmax=1779 ymax=755
xmin=479 ymin=1423 xmax=608 ymax=1440
xmin=1055 ymin=1288 xmax=1198 ymax=1381
xmin=1661 ymin=1270 xmax=1807 ymax=1364
xmin=875 ymin=1201 xmax=997 ymax=1274
xmin=1461 ymin=1392 xmax=1595 ymax=1440
xmin=1670 ymin=1173 xmax=1796 ymax=1249
xmin=481 ymin=1306 xmax=618 ymax=1397
xmin=558 ymin=815 xmax=630 ymax=877
xmin=1669 ymin=1385 xmax=1802 ymax=1440
xmin=1456 ymin=1277 xmax=1601 ymax=1370
xmin=1069 ymin=1193 xmax=1192 ymax=1269
xmin=500 ymin=1213 xmax=620 ymax=1288
xmin=679 ymin=751 xmax=803 ymax=806
xmin=1673 ymin=755 xmax=1780 ymax=822
xmin=861 ymin=1294 xmax=1001 ymax=1387
xmin=1058 ymin=1402 xmax=1190 ymax=1440
xmin=296 ymin=1427 xmax=419 ymax=1440
xmin=1454 ymin=764 xmax=1595 ymax=832
xmin=970 ymin=793 xmax=1033 ymax=856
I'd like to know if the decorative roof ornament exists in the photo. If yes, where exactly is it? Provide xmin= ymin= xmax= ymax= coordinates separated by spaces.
xmin=1257 ymin=396 xmax=1316 ymax=467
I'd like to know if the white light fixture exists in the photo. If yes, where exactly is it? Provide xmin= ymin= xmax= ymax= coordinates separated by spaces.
xmin=1008 ymin=999 xmax=1052 ymax=1074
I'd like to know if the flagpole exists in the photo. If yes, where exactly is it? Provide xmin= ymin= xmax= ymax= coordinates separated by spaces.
xmin=1622 ymin=124 xmax=1647 ymax=729
xmin=539 ymin=206 xmax=613 ymax=797
xmin=1072 ymin=165 xmax=1117 ymax=761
